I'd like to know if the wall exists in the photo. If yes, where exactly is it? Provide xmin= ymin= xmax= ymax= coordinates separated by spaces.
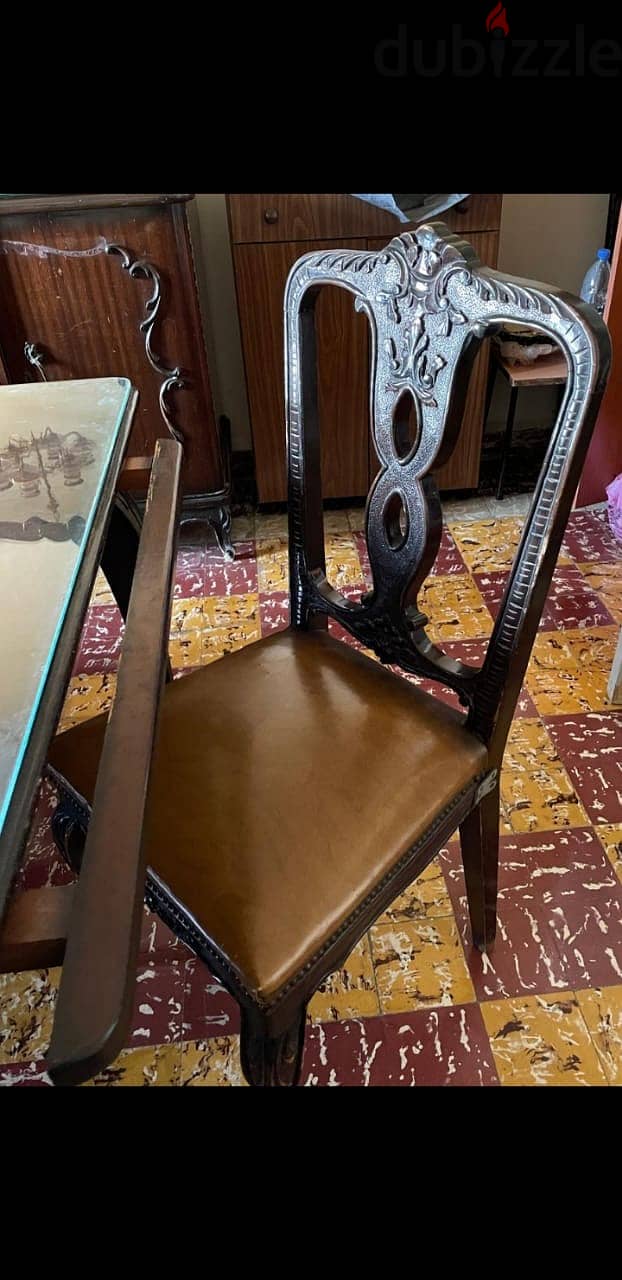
xmin=191 ymin=193 xmax=610 ymax=451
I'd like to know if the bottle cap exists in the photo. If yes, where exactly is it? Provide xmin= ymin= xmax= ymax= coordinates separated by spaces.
xmin=597 ymin=248 xmax=611 ymax=261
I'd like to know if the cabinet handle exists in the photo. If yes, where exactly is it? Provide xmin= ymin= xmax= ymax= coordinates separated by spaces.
xmin=263 ymin=208 xmax=279 ymax=224
xmin=454 ymin=198 xmax=471 ymax=214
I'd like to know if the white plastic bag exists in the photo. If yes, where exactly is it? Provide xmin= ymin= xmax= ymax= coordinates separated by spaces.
xmin=606 ymin=474 xmax=622 ymax=544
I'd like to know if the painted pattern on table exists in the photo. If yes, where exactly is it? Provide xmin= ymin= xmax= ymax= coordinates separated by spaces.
xmin=3 ymin=505 xmax=622 ymax=1087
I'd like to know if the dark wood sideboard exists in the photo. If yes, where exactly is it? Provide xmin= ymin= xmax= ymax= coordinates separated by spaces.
xmin=0 ymin=193 xmax=233 ymax=556
xmin=227 ymin=193 xmax=503 ymax=503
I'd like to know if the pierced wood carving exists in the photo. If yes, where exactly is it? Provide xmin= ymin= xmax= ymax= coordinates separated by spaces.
xmin=285 ymin=222 xmax=611 ymax=751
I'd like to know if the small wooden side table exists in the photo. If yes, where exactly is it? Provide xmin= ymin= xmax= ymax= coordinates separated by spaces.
xmin=485 ymin=350 xmax=568 ymax=500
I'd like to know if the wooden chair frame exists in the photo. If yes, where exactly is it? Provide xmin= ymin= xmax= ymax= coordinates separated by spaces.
xmin=46 ymin=224 xmax=610 ymax=1086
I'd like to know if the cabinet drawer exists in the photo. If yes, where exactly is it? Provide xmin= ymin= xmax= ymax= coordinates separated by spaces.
xmin=228 ymin=193 xmax=502 ymax=244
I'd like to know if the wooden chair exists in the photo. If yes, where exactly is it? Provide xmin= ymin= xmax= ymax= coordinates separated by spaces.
xmin=46 ymin=224 xmax=611 ymax=1086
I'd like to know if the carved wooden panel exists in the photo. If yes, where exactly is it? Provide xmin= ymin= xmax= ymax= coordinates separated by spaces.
xmin=367 ymin=231 xmax=499 ymax=490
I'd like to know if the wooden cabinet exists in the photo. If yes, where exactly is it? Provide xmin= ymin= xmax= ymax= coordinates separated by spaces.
xmin=227 ymin=193 xmax=502 ymax=503
xmin=0 ymin=194 xmax=231 ymax=538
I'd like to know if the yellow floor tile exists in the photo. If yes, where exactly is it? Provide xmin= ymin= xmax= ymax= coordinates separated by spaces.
xmin=231 ymin=513 xmax=256 ymax=542
xmin=576 ymin=562 xmax=622 ymax=624
xmin=421 ymin=573 xmax=493 ymax=643
xmin=255 ymin=512 xmax=288 ymax=540
xmin=500 ymin=718 xmax=588 ymax=834
xmin=201 ymin=621 xmax=261 ymax=665
xmin=323 ymin=510 xmax=352 ymax=533
xmin=256 ymin=538 xmax=289 ymax=593
xmin=481 ymin=992 xmax=608 ymax=1086
xmin=178 ymin=1037 xmax=246 ymax=1086
xmin=90 ymin=568 xmax=115 ymax=606
xmin=377 ymin=858 xmax=454 ymax=924
xmin=169 ymin=632 xmax=203 ymax=670
xmin=525 ymin=627 xmax=617 ymax=715
xmin=57 ymin=672 xmax=116 ymax=733
xmin=370 ymin=916 xmax=475 ymax=1013
xmin=595 ymin=825 xmax=622 ymax=884
xmin=307 ymin=936 xmax=380 ymax=1023
xmin=203 ymin=593 xmax=259 ymax=628
xmin=83 ymin=1044 xmax=181 ymax=1086
xmin=0 ymin=968 xmax=60 ymax=1065
xmin=170 ymin=597 xmax=204 ymax=635
xmin=447 ymin=518 xmax=524 ymax=573
xmin=576 ymin=986 xmax=622 ymax=1086
xmin=324 ymin=532 xmax=364 ymax=589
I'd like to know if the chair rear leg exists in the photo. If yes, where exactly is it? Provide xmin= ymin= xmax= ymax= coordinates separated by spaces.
xmin=240 ymin=1004 xmax=308 ymax=1087
xmin=459 ymin=783 xmax=500 ymax=953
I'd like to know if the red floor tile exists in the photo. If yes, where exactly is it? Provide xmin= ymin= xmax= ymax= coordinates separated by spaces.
xmin=205 ymin=541 xmax=258 ymax=595
xmin=182 ymin=957 xmax=240 ymax=1039
xmin=561 ymin=511 xmax=622 ymax=565
xmin=302 ymin=1006 xmax=499 ymax=1086
xmin=545 ymin=713 xmax=622 ymax=824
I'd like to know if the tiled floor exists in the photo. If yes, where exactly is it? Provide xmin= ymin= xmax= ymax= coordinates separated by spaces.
xmin=2 ymin=499 xmax=622 ymax=1087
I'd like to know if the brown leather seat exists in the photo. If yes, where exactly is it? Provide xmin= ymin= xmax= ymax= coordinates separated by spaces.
xmin=49 ymin=629 xmax=487 ymax=1001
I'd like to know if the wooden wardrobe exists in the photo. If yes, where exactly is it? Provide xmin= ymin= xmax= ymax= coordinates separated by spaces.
xmin=227 ymin=193 xmax=503 ymax=503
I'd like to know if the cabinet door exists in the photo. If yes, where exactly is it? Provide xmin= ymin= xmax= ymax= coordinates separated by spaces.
xmin=0 ymin=203 xmax=221 ymax=496
xmin=233 ymin=240 xmax=370 ymax=503
xmin=367 ymin=231 xmax=499 ymax=492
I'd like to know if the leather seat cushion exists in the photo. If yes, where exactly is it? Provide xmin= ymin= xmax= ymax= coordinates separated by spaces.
xmin=49 ymin=629 xmax=487 ymax=1000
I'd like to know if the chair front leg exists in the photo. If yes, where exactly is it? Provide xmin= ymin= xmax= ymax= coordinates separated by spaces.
xmin=240 ymin=1003 xmax=308 ymax=1087
xmin=459 ymin=781 xmax=500 ymax=953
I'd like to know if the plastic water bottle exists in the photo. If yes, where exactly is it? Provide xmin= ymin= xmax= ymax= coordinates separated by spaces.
xmin=580 ymin=249 xmax=611 ymax=315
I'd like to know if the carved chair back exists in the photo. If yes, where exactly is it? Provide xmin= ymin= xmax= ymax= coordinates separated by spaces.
xmin=284 ymin=223 xmax=611 ymax=765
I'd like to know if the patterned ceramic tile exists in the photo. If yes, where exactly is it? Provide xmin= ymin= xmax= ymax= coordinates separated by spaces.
xmin=170 ymin=596 xmax=205 ymax=636
xmin=128 ymin=960 xmax=184 ymax=1047
xmin=430 ymin=527 xmax=468 ymax=576
xmin=57 ymin=672 xmax=115 ymax=734
xmin=0 ymin=968 xmax=59 ymax=1064
xmin=231 ymin=512 xmax=256 ymax=542
xmin=500 ymin=718 xmax=589 ymax=834
xmin=83 ymin=1044 xmax=181 ymax=1086
xmin=448 ymin=827 xmax=622 ymax=999
xmin=481 ymin=992 xmax=608 ymax=1085
xmin=307 ymin=936 xmax=380 ymax=1024
xmin=169 ymin=632 xmax=203 ymax=671
xmin=447 ymin=518 xmax=525 ymax=573
xmin=540 ymin=566 xmax=615 ymax=631
xmin=420 ymin=573 xmax=493 ymax=644
xmin=259 ymin=591 xmax=290 ymax=636
xmin=596 ymin=825 xmax=622 ymax=883
xmin=182 ymin=957 xmax=240 ymax=1039
xmin=73 ymin=604 xmax=124 ymax=676
xmin=205 ymin=541 xmax=258 ymax=596
xmin=323 ymin=509 xmax=351 ymax=533
xmin=526 ymin=628 xmax=617 ymax=715
xmin=174 ymin=548 xmax=205 ymax=599
xmin=0 ymin=1060 xmax=51 ymax=1087
xmin=256 ymin=538 xmax=289 ymax=593
xmin=576 ymin=985 xmax=622 ymax=1085
xmin=178 ymin=1037 xmax=246 ymax=1086
xmin=370 ymin=916 xmax=475 ymax=1013
xmin=377 ymin=858 xmax=454 ymax=924
xmin=346 ymin=507 xmax=366 ymax=532
xmin=90 ymin=568 xmax=115 ymax=606
xmin=324 ymin=532 xmax=364 ymax=589
xmin=254 ymin=512 xmax=288 ymax=539
xmin=561 ymin=511 xmax=622 ymax=565
xmin=576 ymin=562 xmax=622 ymax=624
xmin=302 ymin=1006 xmax=499 ymax=1086
xmin=201 ymin=593 xmax=261 ymax=664
xmin=14 ymin=777 xmax=73 ymax=892
xmin=546 ymin=713 xmax=622 ymax=824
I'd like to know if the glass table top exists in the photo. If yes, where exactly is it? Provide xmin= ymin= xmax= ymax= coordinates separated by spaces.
xmin=0 ymin=377 xmax=131 ymax=839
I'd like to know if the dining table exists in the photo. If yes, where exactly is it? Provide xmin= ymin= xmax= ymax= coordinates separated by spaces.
xmin=0 ymin=376 xmax=183 ymax=1083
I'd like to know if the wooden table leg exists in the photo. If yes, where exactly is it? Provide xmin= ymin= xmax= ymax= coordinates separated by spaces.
xmin=497 ymin=385 xmax=519 ymax=502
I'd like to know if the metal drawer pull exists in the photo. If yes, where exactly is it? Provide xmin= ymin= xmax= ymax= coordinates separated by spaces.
xmin=264 ymin=208 xmax=279 ymax=224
